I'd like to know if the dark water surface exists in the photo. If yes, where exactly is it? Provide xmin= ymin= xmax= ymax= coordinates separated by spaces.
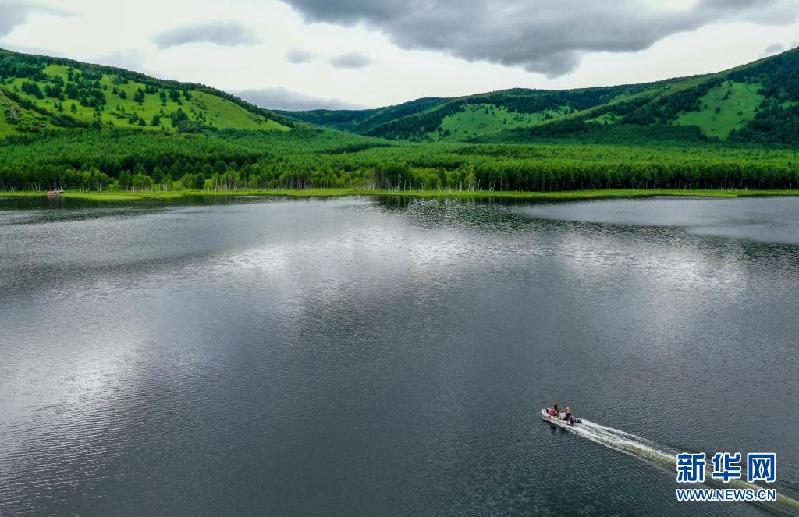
xmin=1 ymin=196 xmax=797 ymax=516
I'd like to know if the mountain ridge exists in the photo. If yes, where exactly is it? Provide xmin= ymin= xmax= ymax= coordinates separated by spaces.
xmin=284 ymin=48 xmax=799 ymax=145
xmin=3 ymin=47 xmax=799 ymax=145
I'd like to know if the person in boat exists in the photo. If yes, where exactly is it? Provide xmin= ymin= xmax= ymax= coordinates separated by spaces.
xmin=547 ymin=404 xmax=559 ymax=417
xmin=563 ymin=406 xmax=576 ymax=425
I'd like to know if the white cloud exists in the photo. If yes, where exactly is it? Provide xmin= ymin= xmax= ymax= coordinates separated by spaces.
xmin=328 ymin=52 xmax=371 ymax=69
xmin=154 ymin=22 xmax=258 ymax=49
xmin=237 ymin=87 xmax=364 ymax=111
xmin=762 ymin=43 xmax=784 ymax=56
xmin=92 ymin=49 xmax=149 ymax=71
xmin=286 ymin=48 xmax=315 ymax=63
xmin=0 ymin=0 xmax=69 ymax=36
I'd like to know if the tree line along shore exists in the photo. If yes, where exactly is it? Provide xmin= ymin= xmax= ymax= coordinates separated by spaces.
xmin=2 ymin=129 xmax=799 ymax=194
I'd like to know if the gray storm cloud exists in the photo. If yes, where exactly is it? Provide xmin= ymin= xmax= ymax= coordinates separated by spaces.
xmin=281 ymin=0 xmax=799 ymax=77
xmin=154 ymin=22 xmax=258 ymax=49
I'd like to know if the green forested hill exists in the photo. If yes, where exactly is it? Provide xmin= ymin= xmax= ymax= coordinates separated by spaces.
xmin=5 ymin=46 xmax=799 ymax=144
xmin=284 ymin=85 xmax=656 ymax=141
xmin=0 ymin=49 xmax=293 ymax=136
xmin=287 ymin=48 xmax=799 ymax=145
xmin=3 ymin=48 xmax=799 ymax=194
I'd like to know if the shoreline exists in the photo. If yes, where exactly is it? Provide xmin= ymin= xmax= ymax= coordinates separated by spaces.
xmin=2 ymin=188 xmax=799 ymax=203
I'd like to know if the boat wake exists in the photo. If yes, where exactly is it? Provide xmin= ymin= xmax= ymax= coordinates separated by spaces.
xmin=568 ymin=418 xmax=677 ymax=470
xmin=547 ymin=416 xmax=799 ymax=515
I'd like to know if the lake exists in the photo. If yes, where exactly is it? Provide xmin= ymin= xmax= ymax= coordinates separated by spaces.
xmin=1 ymin=196 xmax=797 ymax=515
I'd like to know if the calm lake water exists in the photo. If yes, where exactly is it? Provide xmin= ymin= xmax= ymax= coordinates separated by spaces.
xmin=1 ymin=196 xmax=797 ymax=516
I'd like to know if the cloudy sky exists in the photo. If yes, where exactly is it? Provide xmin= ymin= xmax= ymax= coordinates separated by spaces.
xmin=2 ymin=0 xmax=799 ymax=110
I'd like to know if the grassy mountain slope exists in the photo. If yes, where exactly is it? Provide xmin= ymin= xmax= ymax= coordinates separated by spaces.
xmin=286 ymin=85 xmax=655 ymax=141
xmin=286 ymin=48 xmax=799 ymax=145
xmin=674 ymin=81 xmax=763 ymax=139
xmin=0 ymin=49 xmax=293 ymax=136
xmin=6 ymin=46 xmax=798 ymax=145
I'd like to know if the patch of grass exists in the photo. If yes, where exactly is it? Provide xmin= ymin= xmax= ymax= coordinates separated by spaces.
xmin=586 ymin=112 xmax=623 ymax=124
xmin=675 ymin=81 xmax=763 ymax=139
xmin=3 ymin=188 xmax=798 ymax=204
xmin=190 ymin=91 xmax=287 ymax=131
xmin=429 ymin=104 xmax=569 ymax=141
xmin=0 ymin=89 xmax=54 ymax=135
xmin=0 ymin=109 xmax=18 ymax=136
xmin=364 ymin=188 xmax=799 ymax=200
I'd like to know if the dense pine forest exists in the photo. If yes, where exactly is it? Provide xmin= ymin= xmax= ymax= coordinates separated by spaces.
xmin=2 ymin=48 xmax=799 ymax=193
xmin=3 ymin=129 xmax=798 ymax=192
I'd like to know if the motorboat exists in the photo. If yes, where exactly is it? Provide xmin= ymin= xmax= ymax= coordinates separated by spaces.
xmin=541 ymin=408 xmax=581 ymax=427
